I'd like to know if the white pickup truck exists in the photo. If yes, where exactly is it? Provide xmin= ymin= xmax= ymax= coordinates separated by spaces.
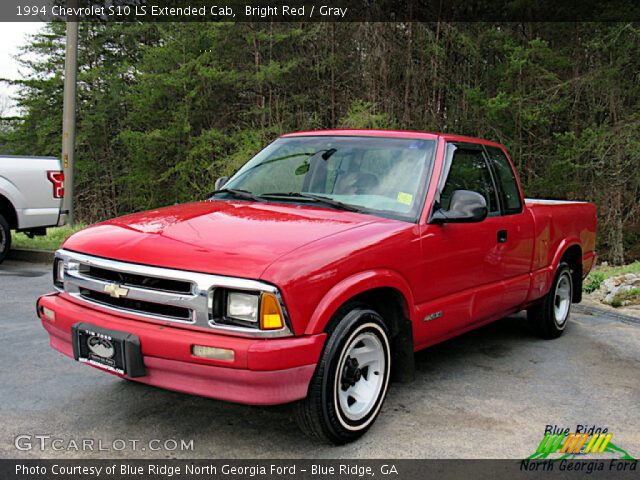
xmin=0 ymin=155 xmax=66 ymax=263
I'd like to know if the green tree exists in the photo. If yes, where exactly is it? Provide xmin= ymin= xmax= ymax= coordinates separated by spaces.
xmin=2 ymin=21 xmax=638 ymax=263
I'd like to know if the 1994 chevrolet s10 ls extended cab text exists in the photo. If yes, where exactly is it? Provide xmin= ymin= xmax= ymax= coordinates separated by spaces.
xmin=37 ymin=130 xmax=597 ymax=443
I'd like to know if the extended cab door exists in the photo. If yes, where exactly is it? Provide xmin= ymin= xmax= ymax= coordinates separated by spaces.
xmin=483 ymin=146 xmax=535 ymax=309
xmin=414 ymin=142 xmax=506 ymax=346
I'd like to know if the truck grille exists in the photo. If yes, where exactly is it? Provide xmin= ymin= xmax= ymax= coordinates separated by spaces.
xmin=79 ymin=288 xmax=192 ymax=320
xmin=58 ymin=252 xmax=203 ymax=324
xmin=54 ymin=249 xmax=292 ymax=338
xmin=85 ymin=265 xmax=193 ymax=294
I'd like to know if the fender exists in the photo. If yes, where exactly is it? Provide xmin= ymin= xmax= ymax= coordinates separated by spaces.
xmin=0 ymin=176 xmax=24 ymax=227
xmin=304 ymin=269 xmax=415 ymax=335
xmin=543 ymin=237 xmax=582 ymax=293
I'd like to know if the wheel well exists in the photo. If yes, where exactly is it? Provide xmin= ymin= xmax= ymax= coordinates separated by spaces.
xmin=338 ymin=288 xmax=415 ymax=383
xmin=0 ymin=195 xmax=18 ymax=229
xmin=561 ymin=245 xmax=583 ymax=303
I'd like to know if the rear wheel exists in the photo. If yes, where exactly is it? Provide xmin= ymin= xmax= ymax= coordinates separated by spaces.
xmin=0 ymin=214 xmax=11 ymax=264
xmin=295 ymin=305 xmax=391 ymax=444
xmin=527 ymin=262 xmax=573 ymax=339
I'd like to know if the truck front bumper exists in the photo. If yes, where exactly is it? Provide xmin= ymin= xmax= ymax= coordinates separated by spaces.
xmin=37 ymin=293 xmax=325 ymax=405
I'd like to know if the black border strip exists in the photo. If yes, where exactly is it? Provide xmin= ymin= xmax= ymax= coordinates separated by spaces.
xmin=3 ymin=0 xmax=640 ymax=22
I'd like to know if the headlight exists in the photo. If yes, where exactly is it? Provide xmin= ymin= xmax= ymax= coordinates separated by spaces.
xmin=53 ymin=257 xmax=65 ymax=289
xmin=210 ymin=289 xmax=286 ymax=331
xmin=227 ymin=292 xmax=259 ymax=323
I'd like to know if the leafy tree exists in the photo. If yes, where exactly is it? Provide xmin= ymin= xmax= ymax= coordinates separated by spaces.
xmin=1 ymin=22 xmax=638 ymax=263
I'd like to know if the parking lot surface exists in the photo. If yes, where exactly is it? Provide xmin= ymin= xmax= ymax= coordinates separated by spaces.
xmin=1 ymin=259 xmax=638 ymax=459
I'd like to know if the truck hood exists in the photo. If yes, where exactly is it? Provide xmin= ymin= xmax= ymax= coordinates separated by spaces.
xmin=63 ymin=200 xmax=378 ymax=279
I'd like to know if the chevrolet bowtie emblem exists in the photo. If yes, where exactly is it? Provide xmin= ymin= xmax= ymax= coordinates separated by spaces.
xmin=104 ymin=283 xmax=129 ymax=299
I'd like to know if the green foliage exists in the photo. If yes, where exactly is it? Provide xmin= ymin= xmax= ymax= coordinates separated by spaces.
xmin=12 ymin=225 xmax=86 ymax=251
xmin=1 ymin=22 xmax=639 ymax=263
xmin=583 ymin=271 xmax=605 ymax=294
xmin=339 ymin=101 xmax=396 ymax=129
xmin=592 ymin=261 xmax=640 ymax=279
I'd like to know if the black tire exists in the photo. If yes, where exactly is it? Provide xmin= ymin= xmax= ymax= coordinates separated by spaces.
xmin=295 ymin=305 xmax=391 ymax=444
xmin=0 ymin=214 xmax=11 ymax=264
xmin=527 ymin=262 xmax=573 ymax=339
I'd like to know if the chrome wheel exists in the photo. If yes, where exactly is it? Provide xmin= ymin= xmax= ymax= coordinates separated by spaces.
xmin=527 ymin=263 xmax=573 ymax=340
xmin=336 ymin=330 xmax=386 ymax=422
xmin=554 ymin=272 xmax=572 ymax=326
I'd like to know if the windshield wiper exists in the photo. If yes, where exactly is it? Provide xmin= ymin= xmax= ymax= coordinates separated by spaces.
xmin=260 ymin=192 xmax=362 ymax=212
xmin=210 ymin=188 xmax=361 ymax=212
xmin=208 ymin=188 xmax=265 ymax=202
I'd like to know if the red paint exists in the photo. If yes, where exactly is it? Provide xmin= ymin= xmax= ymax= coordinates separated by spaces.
xmin=38 ymin=294 xmax=321 ymax=404
xmin=39 ymin=129 xmax=597 ymax=405
xmin=63 ymin=201 xmax=377 ymax=280
xmin=38 ymin=294 xmax=325 ymax=371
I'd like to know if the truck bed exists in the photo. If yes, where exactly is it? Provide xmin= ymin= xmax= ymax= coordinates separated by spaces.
xmin=525 ymin=198 xmax=597 ymax=296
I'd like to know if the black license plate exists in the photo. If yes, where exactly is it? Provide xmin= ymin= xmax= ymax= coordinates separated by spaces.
xmin=72 ymin=323 xmax=145 ymax=377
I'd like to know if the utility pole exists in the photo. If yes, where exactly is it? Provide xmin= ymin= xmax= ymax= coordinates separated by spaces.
xmin=61 ymin=5 xmax=79 ymax=224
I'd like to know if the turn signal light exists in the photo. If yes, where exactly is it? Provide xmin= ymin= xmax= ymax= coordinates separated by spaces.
xmin=41 ymin=306 xmax=56 ymax=321
xmin=192 ymin=345 xmax=234 ymax=361
xmin=260 ymin=293 xmax=284 ymax=330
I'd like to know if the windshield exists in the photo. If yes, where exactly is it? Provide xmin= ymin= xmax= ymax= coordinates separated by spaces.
xmin=219 ymin=136 xmax=436 ymax=222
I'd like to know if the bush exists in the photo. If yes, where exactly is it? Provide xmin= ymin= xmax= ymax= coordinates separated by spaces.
xmin=583 ymin=271 xmax=605 ymax=294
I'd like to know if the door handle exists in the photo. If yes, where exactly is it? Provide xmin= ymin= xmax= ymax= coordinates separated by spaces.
xmin=497 ymin=229 xmax=508 ymax=243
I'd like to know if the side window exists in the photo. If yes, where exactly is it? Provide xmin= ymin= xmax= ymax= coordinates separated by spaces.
xmin=486 ymin=146 xmax=523 ymax=215
xmin=440 ymin=145 xmax=499 ymax=213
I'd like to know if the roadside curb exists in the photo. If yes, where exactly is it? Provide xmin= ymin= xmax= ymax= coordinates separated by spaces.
xmin=574 ymin=303 xmax=640 ymax=326
xmin=7 ymin=248 xmax=54 ymax=264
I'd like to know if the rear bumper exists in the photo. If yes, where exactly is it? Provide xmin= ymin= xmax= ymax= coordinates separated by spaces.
xmin=37 ymin=293 xmax=325 ymax=405
xmin=57 ymin=211 xmax=68 ymax=227
xmin=16 ymin=207 xmax=61 ymax=230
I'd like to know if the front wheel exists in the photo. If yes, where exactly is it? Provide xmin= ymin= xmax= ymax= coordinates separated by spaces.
xmin=527 ymin=262 xmax=573 ymax=339
xmin=295 ymin=306 xmax=391 ymax=444
xmin=0 ymin=214 xmax=11 ymax=264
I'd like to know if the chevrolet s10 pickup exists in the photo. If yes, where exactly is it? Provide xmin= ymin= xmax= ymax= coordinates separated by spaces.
xmin=37 ymin=130 xmax=597 ymax=443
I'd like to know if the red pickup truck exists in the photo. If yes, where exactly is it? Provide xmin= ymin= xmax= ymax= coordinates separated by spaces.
xmin=38 ymin=130 xmax=596 ymax=444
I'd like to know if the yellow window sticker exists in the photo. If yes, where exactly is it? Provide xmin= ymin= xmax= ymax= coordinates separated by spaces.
xmin=396 ymin=192 xmax=413 ymax=205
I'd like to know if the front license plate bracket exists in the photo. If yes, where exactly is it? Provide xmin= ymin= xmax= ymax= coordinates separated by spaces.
xmin=72 ymin=322 xmax=145 ymax=378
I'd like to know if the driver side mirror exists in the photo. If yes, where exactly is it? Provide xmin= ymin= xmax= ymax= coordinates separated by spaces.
xmin=430 ymin=190 xmax=488 ymax=224
xmin=214 ymin=176 xmax=229 ymax=190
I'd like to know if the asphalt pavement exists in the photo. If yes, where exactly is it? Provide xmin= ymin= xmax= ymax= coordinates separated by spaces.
xmin=1 ymin=259 xmax=638 ymax=459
